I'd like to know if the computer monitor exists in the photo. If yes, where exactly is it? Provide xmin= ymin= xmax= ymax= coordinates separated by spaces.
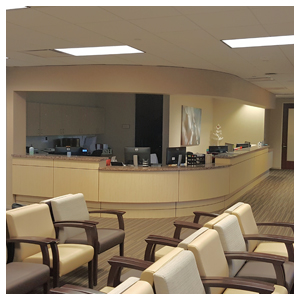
xmin=166 ymin=147 xmax=186 ymax=165
xmin=124 ymin=147 xmax=151 ymax=165
xmin=208 ymin=145 xmax=228 ymax=153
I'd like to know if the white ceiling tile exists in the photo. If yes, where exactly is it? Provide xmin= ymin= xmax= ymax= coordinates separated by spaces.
xmin=6 ymin=6 xmax=294 ymax=96
xmin=33 ymin=6 xmax=122 ymax=24
xmin=186 ymin=7 xmax=260 ymax=29
xmin=205 ymin=25 xmax=269 ymax=40
xmin=249 ymin=6 xmax=294 ymax=25
xmin=102 ymin=6 xmax=181 ymax=20
xmin=130 ymin=15 xmax=200 ymax=33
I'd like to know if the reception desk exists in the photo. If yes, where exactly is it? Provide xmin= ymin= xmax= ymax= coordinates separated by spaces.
xmin=11 ymin=146 xmax=272 ymax=218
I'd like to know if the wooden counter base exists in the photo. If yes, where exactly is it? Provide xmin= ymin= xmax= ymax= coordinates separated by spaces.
xmin=11 ymin=147 xmax=272 ymax=218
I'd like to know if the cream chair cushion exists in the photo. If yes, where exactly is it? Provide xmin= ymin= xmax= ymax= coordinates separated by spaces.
xmin=23 ymin=243 xmax=94 ymax=276
xmin=225 ymin=203 xmax=259 ymax=252
xmin=223 ymin=285 xmax=287 ymax=294
xmin=155 ymin=246 xmax=174 ymax=261
xmin=108 ymin=277 xmax=154 ymax=294
xmin=254 ymin=242 xmax=289 ymax=257
xmin=140 ymin=247 xmax=183 ymax=286
xmin=49 ymin=193 xmax=89 ymax=243
xmin=206 ymin=214 xmax=247 ymax=277
xmin=153 ymin=250 xmax=205 ymax=294
xmin=183 ymin=229 xmax=229 ymax=294
xmin=177 ymin=227 xmax=209 ymax=250
xmin=6 ymin=204 xmax=56 ymax=261
xmin=123 ymin=280 xmax=154 ymax=294
xmin=225 ymin=202 xmax=290 ymax=258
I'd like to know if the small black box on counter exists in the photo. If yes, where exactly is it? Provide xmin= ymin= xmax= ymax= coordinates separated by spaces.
xmin=187 ymin=152 xmax=205 ymax=166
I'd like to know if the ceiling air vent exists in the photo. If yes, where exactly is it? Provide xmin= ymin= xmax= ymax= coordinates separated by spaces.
xmin=246 ymin=76 xmax=274 ymax=82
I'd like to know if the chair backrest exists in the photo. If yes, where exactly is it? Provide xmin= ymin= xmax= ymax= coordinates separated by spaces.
xmin=140 ymin=247 xmax=183 ymax=286
xmin=204 ymin=213 xmax=247 ymax=277
xmin=47 ymin=193 xmax=90 ymax=243
xmin=6 ymin=204 xmax=55 ymax=261
xmin=153 ymin=250 xmax=206 ymax=294
xmin=178 ymin=228 xmax=229 ymax=294
xmin=108 ymin=277 xmax=154 ymax=294
xmin=225 ymin=202 xmax=259 ymax=252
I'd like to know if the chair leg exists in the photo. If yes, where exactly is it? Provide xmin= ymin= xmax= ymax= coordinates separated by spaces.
xmin=119 ymin=242 xmax=124 ymax=256
xmin=43 ymin=280 xmax=50 ymax=293
xmin=88 ymin=260 xmax=93 ymax=289
xmin=93 ymin=253 xmax=98 ymax=286
xmin=52 ymin=274 xmax=59 ymax=288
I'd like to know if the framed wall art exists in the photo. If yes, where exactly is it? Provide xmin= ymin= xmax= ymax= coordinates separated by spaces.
xmin=181 ymin=105 xmax=202 ymax=146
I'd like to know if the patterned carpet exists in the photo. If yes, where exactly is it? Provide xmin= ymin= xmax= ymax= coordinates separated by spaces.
xmin=31 ymin=168 xmax=294 ymax=293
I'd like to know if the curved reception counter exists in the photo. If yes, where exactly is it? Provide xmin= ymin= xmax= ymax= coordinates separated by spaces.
xmin=12 ymin=146 xmax=272 ymax=218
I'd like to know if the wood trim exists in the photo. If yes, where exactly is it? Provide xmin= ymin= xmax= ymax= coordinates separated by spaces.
xmin=281 ymin=103 xmax=294 ymax=169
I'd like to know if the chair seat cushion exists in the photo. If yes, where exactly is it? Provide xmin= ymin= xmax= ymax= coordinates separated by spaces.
xmin=223 ymin=285 xmax=288 ymax=294
xmin=23 ymin=244 xmax=94 ymax=276
xmin=65 ymin=228 xmax=125 ymax=254
xmin=235 ymin=260 xmax=294 ymax=292
xmin=254 ymin=242 xmax=289 ymax=258
xmin=6 ymin=262 xmax=50 ymax=294
xmin=155 ymin=246 xmax=174 ymax=261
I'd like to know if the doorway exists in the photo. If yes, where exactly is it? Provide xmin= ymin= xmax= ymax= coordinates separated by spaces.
xmin=281 ymin=103 xmax=294 ymax=169
xmin=135 ymin=94 xmax=163 ymax=163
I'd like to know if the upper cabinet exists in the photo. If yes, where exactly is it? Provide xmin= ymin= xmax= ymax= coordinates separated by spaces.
xmin=26 ymin=103 xmax=104 ymax=136
xmin=26 ymin=102 xmax=40 ymax=136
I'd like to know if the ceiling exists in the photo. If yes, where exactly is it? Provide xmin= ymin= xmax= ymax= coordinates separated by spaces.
xmin=6 ymin=6 xmax=294 ymax=97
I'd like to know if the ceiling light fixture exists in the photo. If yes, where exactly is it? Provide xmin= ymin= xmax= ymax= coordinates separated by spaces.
xmin=222 ymin=35 xmax=294 ymax=48
xmin=55 ymin=45 xmax=144 ymax=56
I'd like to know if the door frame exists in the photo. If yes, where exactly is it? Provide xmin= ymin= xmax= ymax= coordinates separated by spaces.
xmin=281 ymin=103 xmax=294 ymax=169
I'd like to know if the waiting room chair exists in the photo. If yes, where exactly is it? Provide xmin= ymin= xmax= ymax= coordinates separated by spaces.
xmin=6 ymin=203 xmax=95 ymax=288
xmin=6 ymin=239 xmax=51 ymax=294
xmin=204 ymin=213 xmax=294 ymax=293
xmin=152 ymin=248 xmax=280 ymax=294
xmin=225 ymin=202 xmax=294 ymax=261
xmin=50 ymin=277 xmax=154 ymax=294
xmin=154 ymin=211 xmax=218 ymax=261
xmin=176 ymin=227 xmax=288 ymax=294
xmin=108 ymin=247 xmax=283 ymax=294
xmin=42 ymin=193 xmax=125 ymax=286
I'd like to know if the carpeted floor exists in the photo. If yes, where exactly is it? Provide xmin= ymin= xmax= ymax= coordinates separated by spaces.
xmin=30 ymin=168 xmax=294 ymax=293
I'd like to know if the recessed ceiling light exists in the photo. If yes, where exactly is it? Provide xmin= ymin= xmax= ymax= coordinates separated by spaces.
xmin=55 ymin=45 xmax=144 ymax=56
xmin=222 ymin=35 xmax=294 ymax=48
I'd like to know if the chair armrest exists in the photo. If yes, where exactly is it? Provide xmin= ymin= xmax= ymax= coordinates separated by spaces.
xmin=244 ymin=234 xmax=294 ymax=262
xmin=256 ymin=222 xmax=294 ymax=233
xmin=144 ymin=235 xmax=181 ymax=261
xmin=173 ymin=221 xmax=202 ymax=239
xmin=50 ymin=284 xmax=104 ymax=294
xmin=201 ymin=276 xmax=275 ymax=294
xmin=54 ymin=221 xmax=98 ymax=249
xmin=107 ymin=256 xmax=152 ymax=287
xmin=7 ymin=237 xmax=58 ymax=266
xmin=224 ymin=251 xmax=286 ymax=287
xmin=89 ymin=210 xmax=126 ymax=230
xmin=193 ymin=211 xmax=219 ymax=223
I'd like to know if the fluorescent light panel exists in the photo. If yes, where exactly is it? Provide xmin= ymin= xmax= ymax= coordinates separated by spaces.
xmin=56 ymin=45 xmax=144 ymax=56
xmin=222 ymin=35 xmax=294 ymax=48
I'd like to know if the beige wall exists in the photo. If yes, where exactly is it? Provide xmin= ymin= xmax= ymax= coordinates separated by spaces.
xmin=6 ymin=64 xmax=276 ymax=207
xmin=213 ymin=98 xmax=265 ymax=146
xmin=169 ymin=95 xmax=265 ymax=154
